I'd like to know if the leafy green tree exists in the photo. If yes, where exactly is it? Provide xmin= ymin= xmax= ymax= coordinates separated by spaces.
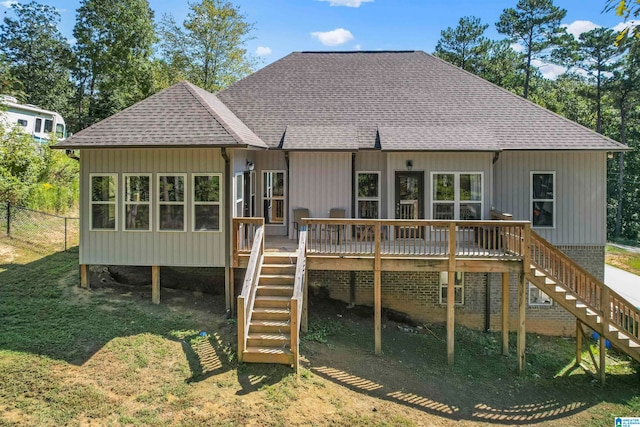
xmin=0 ymin=1 xmax=74 ymax=115
xmin=555 ymin=27 xmax=623 ymax=133
xmin=158 ymin=0 xmax=256 ymax=92
xmin=434 ymin=16 xmax=490 ymax=73
xmin=605 ymin=0 xmax=640 ymax=43
xmin=73 ymin=0 xmax=156 ymax=129
xmin=477 ymin=39 xmax=525 ymax=93
xmin=0 ymin=56 xmax=25 ymax=101
xmin=0 ymin=126 xmax=44 ymax=205
xmin=496 ymin=0 xmax=567 ymax=99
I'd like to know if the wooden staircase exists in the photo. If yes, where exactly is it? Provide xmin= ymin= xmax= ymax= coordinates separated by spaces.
xmin=527 ymin=231 xmax=640 ymax=364
xmin=242 ymin=254 xmax=297 ymax=364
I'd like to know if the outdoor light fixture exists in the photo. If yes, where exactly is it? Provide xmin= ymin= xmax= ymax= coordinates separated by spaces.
xmin=406 ymin=160 xmax=413 ymax=171
xmin=246 ymin=161 xmax=255 ymax=170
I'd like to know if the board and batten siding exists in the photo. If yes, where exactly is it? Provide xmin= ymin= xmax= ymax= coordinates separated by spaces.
xmin=356 ymin=151 xmax=388 ymax=218
xmin=80 ymin=148 xmax=226 ymax=267
xmin=386 ymin=152 xmax=494 ymax=220
xmin=289 ymin=152 xmax=352 ymax=239
xmin=494 ymin=151 xmax=606 ymax=245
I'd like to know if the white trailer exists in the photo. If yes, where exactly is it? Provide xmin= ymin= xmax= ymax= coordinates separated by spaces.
xmin=0 ymin=94 xmax=66 ymax=142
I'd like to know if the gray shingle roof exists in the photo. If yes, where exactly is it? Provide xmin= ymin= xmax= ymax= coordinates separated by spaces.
xmin=56 ymin=81 xmax=267 ymax=149
xmin=217 ymin=51 xmax=626 ymax=151
xmin=283 ymin=125 xmax=359 ymax=150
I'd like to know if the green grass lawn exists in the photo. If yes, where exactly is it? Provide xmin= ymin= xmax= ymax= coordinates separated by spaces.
xmin=606 ymin=244 xmax=640 ymax=276
xmin=1 ymin=241 xmax=639 ymax=426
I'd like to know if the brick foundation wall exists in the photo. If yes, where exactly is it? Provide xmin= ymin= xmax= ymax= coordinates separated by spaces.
xmin=309 ymin=245 xmax=605 ymax=337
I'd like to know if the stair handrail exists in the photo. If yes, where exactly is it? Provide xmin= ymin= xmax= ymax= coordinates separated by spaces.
xmin=237 ymin=225 xmax=264 ymax=362
xmin=291 ymin=229 xmax=308 ymax=373
xmin=530 ymin=230 xmax=640 ymax=345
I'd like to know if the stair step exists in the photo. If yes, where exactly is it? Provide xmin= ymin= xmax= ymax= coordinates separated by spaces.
xmin=628 ymin=341 xmax=640 ymax=348
xmin=247 ymin=332 xmax=291 ymax=347
xmin=261 ymin=264 xmax=296 ymax=275
xmin=243 ymin=346 xmax=294 ymax=365
xmin=252 ymin=307 xmax=290 ymax=320
xmin=263 ymin=255 xmax=297 ymax=265
xmin=256 ymin=284 xmax=294 ymax=297
xmin=554 ymin=286 xmax=567 ymax=294
xmin=250 ymin=319 xmax=290 ymax=333
xmin=259 ymin=274 xmax=294 ymax=285
xmin=575 ymin=303 xmax=587 ymax=309
xmin=254 ymin=296 xmax=291 ymax=308
xmin=608 ymin=324 xmax=620 ymax=333
xmin=565 ymin=294 xmax=577 ymax=301
xmin=533 ymin=269 xmax=546 ymax=278
xmin=544 ymin=277 xmax=556 ymax=285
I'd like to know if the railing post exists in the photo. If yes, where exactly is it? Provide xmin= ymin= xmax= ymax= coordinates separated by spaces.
xmin=291 ymin=297 xmax=299 ymax=374
xmin=374 ymin=221 xmax=382 ymax=356
xmin=502 ymin=272 xmax=510 ymax=356
xmin=232 ymin=219 xmax=239 ymax=268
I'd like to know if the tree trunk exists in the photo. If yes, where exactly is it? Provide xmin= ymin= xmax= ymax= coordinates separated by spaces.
xmin=615 ymin=102 xmax=626 ymax=237
xmin=524 ymin=33 xmax=533 ymax=100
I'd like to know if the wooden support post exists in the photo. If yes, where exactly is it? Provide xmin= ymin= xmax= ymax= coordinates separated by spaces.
xmin=152 ymin=266 xmax=160 ymax=304
xmin=447 ymin=222 xmax=456 ymax=367
xmin=237 ymin=295 xmax=245 ymax=363
xmin=600 ymin=286 xmax=610 ymax=384
xmin=374 ymin=222 xmax=382 ymax=355
xmin=229 ymin=266 xmax=235 ymax=316
xmin=517 ymin=272 xmax=526 ymax=375
xmin=575 ymin=319 xmax=582 ymax=365
xmin=502 ymin=272 xmax=510 ymax=356
xmin=80 ymin=264 xmax=89 ymax=289
xmin=291 ymin=297 xmax=300 ymax=374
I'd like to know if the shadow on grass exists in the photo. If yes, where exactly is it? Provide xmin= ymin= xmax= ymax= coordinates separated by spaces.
xmin=303 ymin=312 xmax=640 ymax=425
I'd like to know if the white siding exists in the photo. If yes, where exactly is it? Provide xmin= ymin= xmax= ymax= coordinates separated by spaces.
xmin=289 ymin=152 xmax=352 ymax=238
xmin=494 ymin=151 xmax=606 ymax=245
xmin=80 ymin=148 xmax=226 ymax=267
xmin=386 ymin=152 xmax=493 ymax=220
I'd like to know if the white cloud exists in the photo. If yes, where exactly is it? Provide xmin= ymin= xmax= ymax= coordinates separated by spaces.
xmin=0 ymin=0 xmax=17 ymax=8
xmin=317 ymin=0 xmax=373 ymax=7
xmin=532 ymin=59 xmax=567 ymax=80
xmin=255 ymin=46 xmax=272 ymax=56
xmin=563 ymin=20 xmax=600 ymax=38
xmin=354 ymin=44 xmax=361 ymax=51
xmin=311 ymin=28 xmax=354 ymax=46
xmin=613 ymin=19 xmax=640 ymax=33
xmin=510 ymin=43 xmax=524 ymax=53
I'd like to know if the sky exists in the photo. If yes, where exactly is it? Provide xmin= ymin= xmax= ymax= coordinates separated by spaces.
xmin=0 ymin=0 xmax=636 ymax=79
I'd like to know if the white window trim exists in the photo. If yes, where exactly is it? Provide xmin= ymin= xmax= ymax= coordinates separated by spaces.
xmin=157 ymin=173 xmax=187 ymax=232
xmin=528 ymin=283 xmax=553 ymax=307
xmin=123 ymin=173 xmax=152 ymax=232
xmin=531 ymin=171 xmax=556 ymax=229
xmin=263 ymin=170 xmax=286 ymax=226
xmin=89 ymin=173 xmax=118 ymax=231
xmin=356 ymin=171 xmax=381 ymax=219
xmin=439 ymin=271 xmax=465 ymax=305
xmin=234 ymin=172 xmax=244 ymax=218
xmin=192 ymin=173 xmax=223 ymax=233
xmin=430 ymin=172 xmax=484 ymax=220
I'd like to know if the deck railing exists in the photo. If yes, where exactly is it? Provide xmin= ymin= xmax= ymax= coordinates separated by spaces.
xmin=236 ymin=225 xmax=264 ymax=362
xmin=530 ymin=230 xmax=640 ymax=342
xmin=291 ymin=229 xmax=307 ymax=373
xmin=232 ymin=217 xmax=264 ymax=267
xmin=301 ymin=219 xmax=529 ymax=259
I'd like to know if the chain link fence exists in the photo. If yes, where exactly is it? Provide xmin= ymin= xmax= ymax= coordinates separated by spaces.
xmin=1 ymin=202 xmax=79 ymax=253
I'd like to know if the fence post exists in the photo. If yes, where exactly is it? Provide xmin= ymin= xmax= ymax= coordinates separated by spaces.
xmin=6 ymin=202 xmax=10 ymax=236
xmin=64 ymin=217 xmax=68 ymax=252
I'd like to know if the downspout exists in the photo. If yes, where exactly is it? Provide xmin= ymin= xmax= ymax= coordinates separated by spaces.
xmin=221 ymin=148 xmax=232 ymax=316
xmin=285 ymin=152 xmax=290 ymax=237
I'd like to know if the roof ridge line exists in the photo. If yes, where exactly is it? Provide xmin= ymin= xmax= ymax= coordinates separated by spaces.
xmin=183 ymin=82 xmax=245 ymax=146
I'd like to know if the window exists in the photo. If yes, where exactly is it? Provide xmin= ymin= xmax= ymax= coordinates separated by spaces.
xmin=158 ymin=174 xmax=186 ymax=231
xmin=356 ymin=172 xmax=380 ymax=219
xmin=124 ymin=174 xmax=151 ymax=231
xmin=263 ymin=171 xmax=285 ymax=225
xmin=529 ymin=284 xmax=552 ymax=306
xmin=55 ymin=123 xmax=64 ymax=139
xmin=234 ymin=173 xmax=243 ymax=217
xmin=35 ymin=118 xmax=42 ymax=132
xmin=44 ymin=119 xmax=53 ymax=133
xmin=90 ymin=174 xmax=117 ymax=230
xmin=432 ymin=173 xmax=482 ymax=220
xmin=17 ymin=119 xmax=27 ymax=127
xmin=439 ymin=272 xmax=464 ymax=305
xmin=193 ymin=174 xmax=221 ymax=232
xmin=531 ymin=172 xmax=555 ymax=228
